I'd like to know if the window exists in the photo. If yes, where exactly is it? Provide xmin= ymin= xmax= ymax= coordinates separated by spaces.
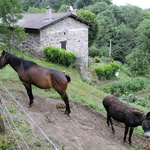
xmin=60 ymin=41 xmax=67 ymax=50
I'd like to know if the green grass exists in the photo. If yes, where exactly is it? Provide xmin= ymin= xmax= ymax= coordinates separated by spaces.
xmin=0 ymin=50 xmax=107 ymax=111
xmin=0 ymin=51 xmax=149 ymax=149
xmin=1 ymin=51 xmax=149 ymax=113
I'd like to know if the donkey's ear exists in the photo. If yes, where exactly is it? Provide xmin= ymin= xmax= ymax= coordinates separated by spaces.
xmin=146 ymin=112 xmax=150 ymax=120
xmin=1 ymin=50 xmax=5 ymax=55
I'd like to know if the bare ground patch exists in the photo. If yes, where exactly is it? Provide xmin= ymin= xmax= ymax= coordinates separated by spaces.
xmin=9 ymin=91 xmax=149 ymax=150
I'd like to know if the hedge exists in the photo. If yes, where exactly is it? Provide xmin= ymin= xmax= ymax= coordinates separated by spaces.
xmin=44 ymin=46 xmax=75 ymax=66
xmin=95 ymin=61 xmax=120 ymax=80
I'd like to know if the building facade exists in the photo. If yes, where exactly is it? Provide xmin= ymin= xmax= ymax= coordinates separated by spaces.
xmin=17 ymin=10 xmax=92 ymax=71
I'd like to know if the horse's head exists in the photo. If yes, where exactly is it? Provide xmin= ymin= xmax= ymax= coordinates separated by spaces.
xmin=0 ymin=50 xmax=9 ymax=69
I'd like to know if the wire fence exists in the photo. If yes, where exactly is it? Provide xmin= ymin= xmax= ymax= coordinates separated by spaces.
xmin=0 ymin=82 xmax=59 ymax=150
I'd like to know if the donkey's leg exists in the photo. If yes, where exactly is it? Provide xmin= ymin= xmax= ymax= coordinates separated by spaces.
xmin=124 ymin=125 xmax=129 ymax=144
xmin=109 ymin=116 xmax=115 ymax=133
xmin=107 ymin=113 xmax=110 ymax=126
xmin=23 ymin=82 xmax=34 ymax=107
xmin=128 ymin=127 xmax=134 ymax=145
xmin=105 ymin=107 xmax=110 ymax=127
xmin=61 ymin=93 xmax=71 ymax=115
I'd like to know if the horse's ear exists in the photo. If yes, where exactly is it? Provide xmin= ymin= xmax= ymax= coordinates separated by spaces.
xmin=1 ymin=50 xmax=5 ymax=56
xmin=146 ymin=112 xmax=150 ymax=120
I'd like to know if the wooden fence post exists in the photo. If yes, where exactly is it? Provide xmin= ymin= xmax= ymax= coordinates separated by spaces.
xmin=0 ymin=99 xmax=6 ymax=133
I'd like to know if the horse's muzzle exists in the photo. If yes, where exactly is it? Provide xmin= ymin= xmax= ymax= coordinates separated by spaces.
xmin=0 ymin=65 xmax=5 ymax=69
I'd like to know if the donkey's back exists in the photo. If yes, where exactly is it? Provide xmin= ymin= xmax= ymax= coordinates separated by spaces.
xmin=103 ymin=95 xmax=132 ymax=123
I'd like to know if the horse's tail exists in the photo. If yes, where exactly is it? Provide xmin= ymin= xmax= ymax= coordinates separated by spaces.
xmin=65 ymin=74 xmax=71 ymax=83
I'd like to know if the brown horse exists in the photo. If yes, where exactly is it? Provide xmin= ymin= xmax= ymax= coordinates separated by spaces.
xmin=0 ymin=50 xmax=71 ymax=115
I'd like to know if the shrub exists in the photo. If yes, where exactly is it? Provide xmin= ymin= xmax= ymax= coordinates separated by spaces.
xmin=89 ymin=46 xmax=101 ymax=57
xmin=119 ymin=94 xmax=148 ymax=108
xmin=66 ymin=52 xmax=76 ymax=66
xmin=95 ymin=61 xmax=120 ymax=80
xmin=95 ymin=57 xmax=101 ymax=63
xmin=44 ymin=46 xmax=76 ymax=66
xmin=110 ymin=77 xmax=146 ymax=96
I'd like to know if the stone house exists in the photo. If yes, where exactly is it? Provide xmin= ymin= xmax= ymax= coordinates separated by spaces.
xmin=17 ymin=8 xmax=92 ymax=71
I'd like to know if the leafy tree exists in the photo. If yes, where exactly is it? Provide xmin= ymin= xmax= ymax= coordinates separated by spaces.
xmin=58 ymin=4 xmax=68 ymax=12
xmin=20 ymin=0 xmax=42 ymax=12
xmin=126 ymin=19 xmax=150 ymax=76
xmin=112 ymin=24 xmax=135 ymax=62
xmin=27 ymin=6 xmax=46 ymax=13
xmin=120 ymin=5 xmax=147 ymax=29
xmin=126 ymin=48 xmax=150 ymax=76
xmin=0 ymin=0 xmax=26 ymax=51
xmin=96 ymin=10 xmax=117 ymax=49
xmin=109 ymin=5 xmax=122 ymax=25
xmin=96 ymin=19 xmax=111 ymax=47
xmin=136 ymin=19 xmax=150 ymax=52
xmin=77 ymin=0 xmax=112 ymax=9
xmin=77 ymin=9 xmax=99 ymax=47
xmin=21 ymin=0 xmax=62 ymax=12
xmin=85 ymin=2 xmax=109 ymax=15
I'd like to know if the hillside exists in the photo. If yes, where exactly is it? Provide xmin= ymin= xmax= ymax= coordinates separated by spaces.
xmin=0 ymin=83 xmax=149 ymax=150
xmin=0 ymin=52 xmax=149 ymax=150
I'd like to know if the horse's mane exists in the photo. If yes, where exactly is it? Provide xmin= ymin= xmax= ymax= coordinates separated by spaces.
xmin=22 ymin=58 xmax=37 ymax=71
xmin=7 ymin=52 xmax=37 ymax=71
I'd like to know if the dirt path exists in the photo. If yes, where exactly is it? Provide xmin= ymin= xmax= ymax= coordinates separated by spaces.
xmin=15 ymin=93 xmax=149 ymax=150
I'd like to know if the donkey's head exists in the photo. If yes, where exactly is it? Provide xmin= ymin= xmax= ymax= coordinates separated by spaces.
xmin=142 ymin=112 xmax=150 ymax=138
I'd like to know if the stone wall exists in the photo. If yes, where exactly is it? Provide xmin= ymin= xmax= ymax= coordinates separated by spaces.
xmin=19 ymin=31 xmax=43 ymax=56
xmin=40 ymin=17 xmax=89 ymax=69
xmin=20 ymin=17 xmax=89 ymax=75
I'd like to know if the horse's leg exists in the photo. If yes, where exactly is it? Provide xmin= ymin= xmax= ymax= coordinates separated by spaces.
xmin=61 ymin=93 xmax=71 ymax=115
xmin=128 ymin=127 xmax=134 ymax=145
xmin=23 ymin=82 xmax=34 ymax=107
xmin=124 ymin=125 xmax=129 ymax=144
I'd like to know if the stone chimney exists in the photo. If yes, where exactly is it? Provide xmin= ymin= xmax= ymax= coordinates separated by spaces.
xmin=46 ymin=5 xmax=52 ymax=20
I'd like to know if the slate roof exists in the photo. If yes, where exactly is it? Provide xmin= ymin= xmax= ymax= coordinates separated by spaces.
xmin=16 ymin=12 xmax=92 ymax=30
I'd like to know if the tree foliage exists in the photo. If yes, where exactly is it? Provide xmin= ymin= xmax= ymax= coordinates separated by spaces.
xmin=126 ymin=49 xmax=150 ymax=76
xmin=136 ymin=19 xmax=150 ymax=52
xmin=0 ymin=0 xmax=26 ymax=51
xmin=19 ymin=0 xmax=150 ymax=72
xmin=84 ymin=3 xmax=150 ymax=64
xmin=77 ymin=9 xmax=99 ymax=47
xmin=126 ymin=19 xmax=150 ymax=76
xmin=27 ymin=7 xmax=46 ymax=13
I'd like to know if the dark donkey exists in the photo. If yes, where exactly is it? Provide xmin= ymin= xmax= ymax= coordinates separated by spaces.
xmin=103 ymin=95 xmax=150 ymax=145
xmin=0 ymin=50 xmax=71 ymax=115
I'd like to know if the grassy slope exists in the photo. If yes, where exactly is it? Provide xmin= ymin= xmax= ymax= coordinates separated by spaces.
xmin=0 ymin=52 xmax=107 ymax=114
xmin=0 ymin=51 xmax=149 ymax=113
xmin=0 ymin=51 xmax=149 ymax=149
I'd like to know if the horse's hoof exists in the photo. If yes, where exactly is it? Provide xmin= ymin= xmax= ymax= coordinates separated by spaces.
xmin=123 ymin=141 xmax=128 ymax=145
xmin=129 ymin=142 xmax=132 ymax=145
xmin=27 ymin=104 xmax=32 ymax=108
xmin=64 ymin=110 xmax=71 ymax=116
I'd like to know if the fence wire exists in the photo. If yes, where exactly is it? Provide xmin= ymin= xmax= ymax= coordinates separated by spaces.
xmin=0 ymin=82 xmax=59 ymax=150
xmin=0 ymin=95 xmax=30 ymax=150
